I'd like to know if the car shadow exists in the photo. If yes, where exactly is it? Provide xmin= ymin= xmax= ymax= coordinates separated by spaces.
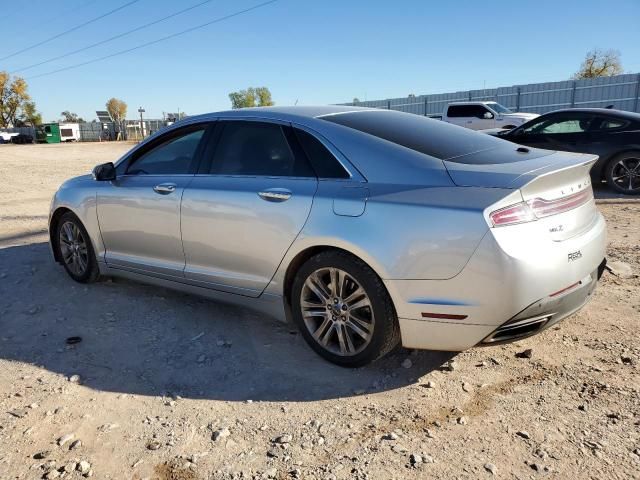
xmin=0 ymin=243 xmax=455 ymax=402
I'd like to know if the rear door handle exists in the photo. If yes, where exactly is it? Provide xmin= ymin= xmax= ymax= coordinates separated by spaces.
xmin=153 ymin=183 xmax=177 ymax=194
xmin=258 ymin=189 xmax=292 ymax=202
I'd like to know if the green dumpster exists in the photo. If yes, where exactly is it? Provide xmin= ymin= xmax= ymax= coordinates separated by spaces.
xmin=36 ymin=123 xmax=61 ymax=143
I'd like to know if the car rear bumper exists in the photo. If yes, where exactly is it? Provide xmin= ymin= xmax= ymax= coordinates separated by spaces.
xmin=385 ymin=211 xmax=607 ymax=351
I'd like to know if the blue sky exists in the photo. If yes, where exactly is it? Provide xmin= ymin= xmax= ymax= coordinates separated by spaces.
xmin=2 ymin=0 xmax=639 ymax=121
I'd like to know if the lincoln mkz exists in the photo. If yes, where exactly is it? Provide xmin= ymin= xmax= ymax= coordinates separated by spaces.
xmin=49 ymin=107 xmax=607 ymax=366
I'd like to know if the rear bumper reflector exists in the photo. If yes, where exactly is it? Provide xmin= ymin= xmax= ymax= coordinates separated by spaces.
xmin=549 ymin=281 xmax=582 ymax=297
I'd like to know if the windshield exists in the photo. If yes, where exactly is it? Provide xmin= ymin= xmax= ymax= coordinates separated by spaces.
xmin=486 ymin=102 xmax=512 ymax=114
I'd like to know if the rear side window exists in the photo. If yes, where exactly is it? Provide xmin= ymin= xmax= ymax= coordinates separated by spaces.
xmin=293 ymin=129 xmax=350 ymax=179
xmin=523 ymin=115 xmax=594 ymax=134
xmin=321 ymin=110 xmax=504 ymax=161
xmin=209 ymin=121 xmax=315 ymax=177
xmin=447 ymin=105 xmax=471 ymax=117
xmin=596 ymin=118 xmax=627 ymax=130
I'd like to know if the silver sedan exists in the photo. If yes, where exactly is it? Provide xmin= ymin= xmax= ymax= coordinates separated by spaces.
xmin=49 ymin=106 xmax=607 ymax=367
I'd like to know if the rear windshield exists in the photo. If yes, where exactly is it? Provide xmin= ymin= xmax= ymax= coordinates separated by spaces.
xmin=321 ymin=110 xmax=510 ymax=163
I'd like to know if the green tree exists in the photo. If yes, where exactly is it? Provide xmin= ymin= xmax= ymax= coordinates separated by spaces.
xmin=228 ymin=87 xmax=274 ymax=109
xmin=16 ymin=101 xmax=42 ymax=126
xmin=573 ymin=49 xmax=623 ymax=79
xmin=60 ymin=110 xmax=84 ymax=123
xmin=0 ymin=71 xmax=34 ymax=128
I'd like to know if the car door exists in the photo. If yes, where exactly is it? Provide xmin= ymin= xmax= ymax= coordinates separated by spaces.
xmin=469 ymin=105 xmax=496 ymax=130
xmin=97 ymin=123 xmax=212 ymax=277
xmin=512 ymin=113 xmax=595 ymax=151
xmin=180 ymin=119 xmax=318 ymax=297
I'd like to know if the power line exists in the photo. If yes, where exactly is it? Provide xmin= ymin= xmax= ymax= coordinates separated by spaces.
xmin=12 ymin=0 xmax=216 ymax=74
xmin=0 ymin=0 xmax=142 ymax=62
xmin=27 ymin=0 xmax=279 ymax=80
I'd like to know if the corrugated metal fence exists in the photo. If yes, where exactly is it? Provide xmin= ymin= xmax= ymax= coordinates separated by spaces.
xmin=343 ymin=73 xmax=640 ymax=116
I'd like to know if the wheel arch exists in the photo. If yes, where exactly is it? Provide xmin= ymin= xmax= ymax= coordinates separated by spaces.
xmin=281 ymin=244 xmax=391 ymax=322
xmin=49 ymin=206 xmax=74 ymax=263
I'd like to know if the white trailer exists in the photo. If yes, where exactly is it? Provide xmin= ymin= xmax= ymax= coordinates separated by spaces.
xmin=59 ymin=123 xmax=80 ymax=142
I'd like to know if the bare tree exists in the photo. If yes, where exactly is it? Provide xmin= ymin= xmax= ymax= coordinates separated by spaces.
xmin=573 ymin=49 xmax=623 ymax=79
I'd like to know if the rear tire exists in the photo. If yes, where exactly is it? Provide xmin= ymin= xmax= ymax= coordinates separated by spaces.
xmin=605 ymin=151 xmax=640 ymax=195
xmin=291 ymin=250 xmax=400 ymax=367
xmin=55 ymin=212 xmax=100 ymax=283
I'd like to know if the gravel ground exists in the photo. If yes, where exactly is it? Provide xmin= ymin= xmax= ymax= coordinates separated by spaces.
xmin=0 ymin=142 xmax=638 ymax=480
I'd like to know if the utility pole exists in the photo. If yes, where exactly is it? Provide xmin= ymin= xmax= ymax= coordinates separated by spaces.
xmin=138 ymin=106 xmax=145 ymax=139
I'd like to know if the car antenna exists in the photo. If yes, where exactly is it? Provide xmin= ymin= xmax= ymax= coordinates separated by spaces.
xmin=605 ymin=104 xmax=614 ymax=109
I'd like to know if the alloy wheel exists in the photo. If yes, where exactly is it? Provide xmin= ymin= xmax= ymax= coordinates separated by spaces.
xmin=610 ymin=157 xmax=640 ymax=193
xmin=59 ymin=221 xmax=89 ymax=276
xmin=300 ymin=267 xmax=375 ymax=356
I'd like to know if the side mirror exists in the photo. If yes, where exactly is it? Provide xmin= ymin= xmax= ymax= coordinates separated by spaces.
xmin=92 ymin=162 xmax=116 ymax=181
xmin=483 ymin=112 xmax=494 ymax=119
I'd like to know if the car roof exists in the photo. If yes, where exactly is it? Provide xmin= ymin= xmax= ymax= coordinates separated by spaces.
xmin=541 ymin=108 xmax=640 ymax=121
xmin=183 ymin=105 xmax=380 ymax=124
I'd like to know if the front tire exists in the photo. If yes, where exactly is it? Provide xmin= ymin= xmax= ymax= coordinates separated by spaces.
xmin=291 ymin=251 xmax=400 ymax=367
xmin=55 ymin=212 xmax=100 ymax=283
xmin=605 ymin=151 xmax=640 ymax=195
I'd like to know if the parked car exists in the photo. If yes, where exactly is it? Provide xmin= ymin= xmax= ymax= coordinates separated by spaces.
xmin=489 ymin=108 xmax=640 ymax=194
xmin=0 ymin=131 xmax=33 ymax=144
xmin=442 ymin=101 xmax=538 ymax=130
xmin=49 ymin=107 xmax=606 ymax=366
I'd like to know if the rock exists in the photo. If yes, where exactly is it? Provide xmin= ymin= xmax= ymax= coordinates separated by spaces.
xmin=33 ymin=450 xmax=51 ymax=459
xmin=515 ymin=349 xmax=533 ymax=359
xmin=383 ymin=432 xmax=399 ymax=441
xmin=45 ymin=470 xmax=60 ymax=479
xmin=77 ymin=461 xmax=91 ymax=474
xmin=147 ymin=440 xmax=161 ymax=450
xmin=410 ymin=453 xmax=422 ymax=465
xmin=422 ymin=454 xmax=434 ymax=463
xmin=212 ymin=427 xmax=231 ymax=441
xmin=606 ymin=261 xmax=634 ymax=279
xmin=264 ymin=467 xmax=277 ymax=478
xmin=64 ymin=462 xmax=77 ymax=473
xmin=69 ymin=439 xmax=82 ymax=450
xmin=516 ymin=430 xmax=531 ymax=439
xmin=457 ymin=416 xmax=468 ymax=425
xmin=57 ymin=433 xmax=75 ymax=447
xmin=462 ymin=382 xmax=472 ymax=392
xmin=68 ymin=374 xmax=81 ymax=384
xmin=28 ymin=402 xmax=39 ymax=409
xmin=273 ymin=433 xmax=292 ymax=444
xmin=401 ymin=358 xmax=413 ymax=369
xmin=425 ymin=381 xmax=436 ymax=389
xmin=443 ymin=361 xmax=457 ymax=372
xmin=484 ymin=463 xmax=497 ymax=475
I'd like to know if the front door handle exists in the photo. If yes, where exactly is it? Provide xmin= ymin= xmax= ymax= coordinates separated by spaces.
xmin=258 ymin=189 xmax=292 ymax=202
xmin=153 ymin=183 xmax=177 ymax=195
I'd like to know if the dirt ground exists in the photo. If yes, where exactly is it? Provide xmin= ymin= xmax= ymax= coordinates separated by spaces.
xmin=0 ymin=142 xmax=638 ymax=480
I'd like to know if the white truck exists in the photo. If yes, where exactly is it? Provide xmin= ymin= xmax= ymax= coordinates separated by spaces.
xmin=442 ymin=101 xmax=538 ymax=130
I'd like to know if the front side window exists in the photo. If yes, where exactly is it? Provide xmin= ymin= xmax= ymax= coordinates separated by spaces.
xmin=485 ymin=102 xmax=512 ymax=114
xmin=523 ymin=116 xmax=593 ymax=135
xmin=209 ymin=121 xmax=314 ymax=177
xmin=127 ymin=128 xmax=206 ymax=175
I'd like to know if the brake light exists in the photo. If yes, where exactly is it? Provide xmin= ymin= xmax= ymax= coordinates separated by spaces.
xmin=490 ymin=188 xmax=593 ymax=227
xmin=527 ymin=188 xmax=593 ymax=218
xmin=489 ymin=203 xmax=536 ymax=226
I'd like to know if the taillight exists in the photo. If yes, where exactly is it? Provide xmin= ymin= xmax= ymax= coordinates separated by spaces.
xmin=527 ymin=188 xmax=593 ymax=218
xmin=490 ymin=188 xmax=593 ymax=227
xmin=490 ymin=203 xmax=536 ymax=227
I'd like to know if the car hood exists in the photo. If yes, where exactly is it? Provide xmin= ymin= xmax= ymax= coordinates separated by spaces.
xmin=442 ymin=146 xmax=595 ymax=189
xmin=502 ymin=112 xmax=539 ymax=120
